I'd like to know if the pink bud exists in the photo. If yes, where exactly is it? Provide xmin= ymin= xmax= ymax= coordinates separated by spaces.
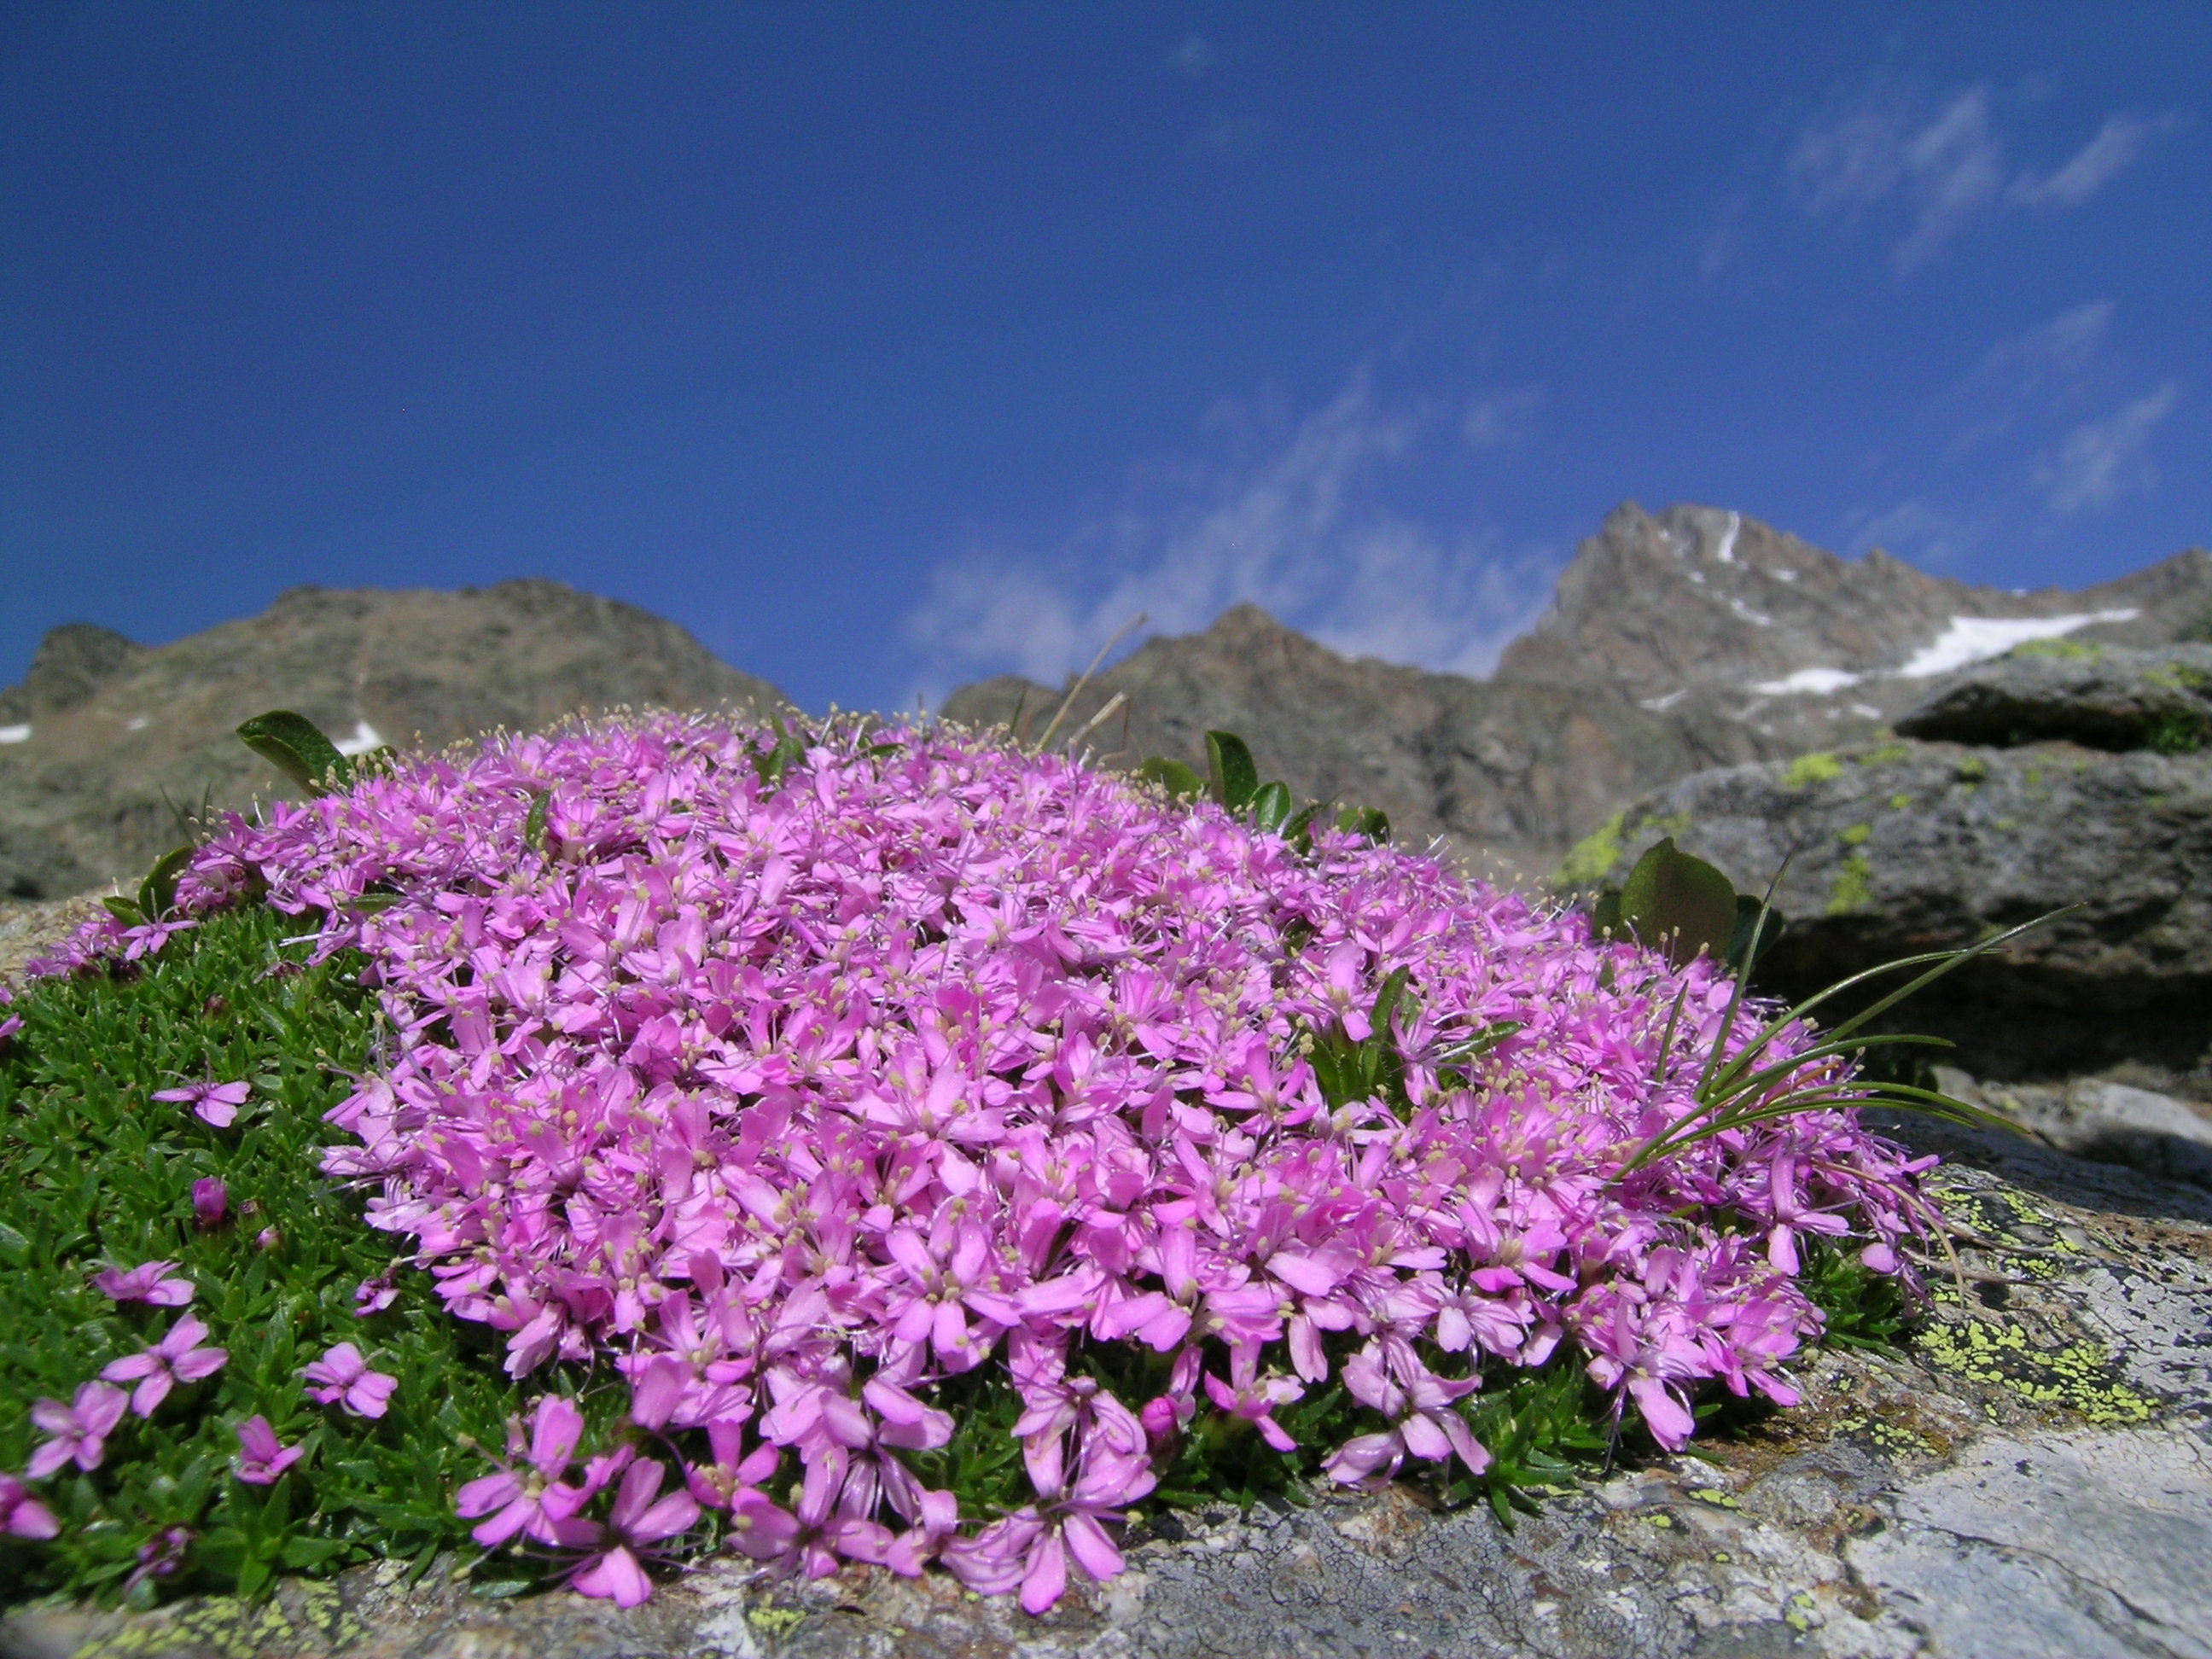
xmin=192 ymin=1178 xmax=229 ymax=1229
xmin=254 ymin=1226 xmax=282 ymax=1252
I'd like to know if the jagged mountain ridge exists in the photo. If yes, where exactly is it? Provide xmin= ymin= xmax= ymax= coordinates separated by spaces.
xmin=0 ymin=579 xmax=785 ymax=899
xmin=942 ymin=502 xmax=2212 ymax=881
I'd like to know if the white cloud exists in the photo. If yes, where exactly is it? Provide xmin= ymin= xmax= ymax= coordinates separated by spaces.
xmin=2011 ymin=113 xmax=2180 ymax=209
xmin=1460 ymin=388 xmax=1541 ymax=452
xmin=1842 ymin=497 xmax=1989 ymax=568
xmin=1789 ymin=86 xmax=2174 ymax=269
xmin=2037 ymin=382 xmax=2181 ymax=512
xmin=904 ymin=375 xmax=1562 ymax=701
xmin=1953 ymin=300 xmax=2113 ymax=450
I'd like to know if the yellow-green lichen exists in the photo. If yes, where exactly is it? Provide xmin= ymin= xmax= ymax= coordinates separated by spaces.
xmin=1838 ymin=823 xmax=1871 ymax=846
xmin=1826 ymin=852 xmax=1873 ymax=916
xmin=1954 ymin=754 xmax=1988 ymax=786
xmin=1914 ymin=1321 xmax=2156 ymax=1424
xmin=749 ymin=1606 xmax=809 ymax=1636
xmin=1690 ymin=1487 xmax=1741 ymax=1510
xmin=76 ymin=1586 xmax=362 ymax=1659
xmin=1889 ymin=792 xmax=1913 ymax=810
xmin=1857 ymin=742 xmax=1912 ymax=767
xmin=1552 ymin=810 xmax=1627 ymax=888
xmin=1784 ymin=752 xmax=1844 ymax=789
xmin=2011 ymin=637 xmax=2103 ymax=663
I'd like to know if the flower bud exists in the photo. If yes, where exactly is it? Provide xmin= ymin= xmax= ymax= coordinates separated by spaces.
xmin=191 ymin=1178 xmax=229 ymax=1229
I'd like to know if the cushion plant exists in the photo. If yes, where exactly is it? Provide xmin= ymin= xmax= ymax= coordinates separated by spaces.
xmin=0 ymin=710 xmax=1984 ymax=1615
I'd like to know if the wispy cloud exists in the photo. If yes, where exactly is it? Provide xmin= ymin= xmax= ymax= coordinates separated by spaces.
xmin=1789 ymin=85 xmax=2175 ymax=269
xmin=2037 ymin=382 xmax=2182 ymax=512
xmin=903 ymin=375 xmax=1562 ymax=702
xmin=1842 ymin=497 xmax=1990 ymax=567
xmin=1952 ymin=300 xmax=2112 ymax=448
xmin=2011 ymin=113 xmax=2183 ymax=209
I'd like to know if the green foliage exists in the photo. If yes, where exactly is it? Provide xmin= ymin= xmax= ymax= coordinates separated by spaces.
xmin=1589 ymin=840 xmax=1784 ymax=978
xmin=1442 ymin=1365 xmax=1611 ymax=1528
xmin=1136 ymin=731 xmax=1388 ymax=848
xmin=2141 ymin=708 xmax=2212 ymax=754
xmin=1796 ymin=1237 xmax=1909 ymax=1353
xmin=0 ymin=907 xmax=539 ymax=1607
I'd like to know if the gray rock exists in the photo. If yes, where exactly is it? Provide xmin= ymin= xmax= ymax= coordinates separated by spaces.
xmin=0 ymin=581 xmax=788 ymax=900
xmin=1936 ymin=1068 xmax=2212 ymax=1189
xmin=1896 ymin=643 xmax=2212 ymax=751
xmin=1580 ymin=729 xmax=2212 ymax=1077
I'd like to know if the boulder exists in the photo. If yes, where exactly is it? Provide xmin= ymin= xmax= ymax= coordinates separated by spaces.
xmin=1575 ymin=731 xmax=2212 ymax=1079
xmin=1896 ymin=642 xmax=2212 ymax=751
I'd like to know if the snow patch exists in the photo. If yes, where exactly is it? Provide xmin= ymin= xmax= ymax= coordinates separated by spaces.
xmin=1728 ymin=597 xmax=1774 ymax=627
xmin=1851 ymin=702 xmax=1882 ymax=719
xmin=126 ymin=716 xmax=149 ymax=731
xmin=1899 ymin=609 xmax=2139 ymax=678
xmin=1752 ymin=667 xmax=1863 ymax=696
xmin=1639 ymin=689 xmax=1690 ymax=712
xmin=0 ymin=725 xmax=28 ymax=745
xmin=1714 ymin=510 xmax=1741 ymax=565
xmin=1773 ymin=568 xmax=1800 ymax=583
xmin=334 ymin=720 xmax=387 ymax=756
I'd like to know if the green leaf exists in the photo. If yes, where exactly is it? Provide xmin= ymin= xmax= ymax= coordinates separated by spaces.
xmin=236 ymin=711 xmax=352 ymax=795
xmin=1617 ymin=838 xmax=1738 ymax=969
xmin=1589 ymin=889 xmax=1623 ymax=937
xmin=1725 ymin=893 xmax=1786 ymax=976
xmin=1336 ymin=804 xmax=1391 ymax=843
xmin=102 ymin=896 xmax=145 ymax=927
xmin=1135 ymin=756 xmax=1207 ymax=802
xmin=1205 ymin=731 xmax=1260 ymax=813
xmin=1249 ymin=780 xmax=1294 ymax=832
xmin=137 ymin=845 xmax=195 ymax=923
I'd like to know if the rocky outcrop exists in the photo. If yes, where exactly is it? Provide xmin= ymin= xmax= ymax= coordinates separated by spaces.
xmin=1580 ymin=645 xmax=2212 ymax=1081
xmin=1895 ymin=641 xmax=2212 ymax=751
xmin=943 ymin=503 xmax=2212 ymax=884
xmin=0 ymin=581 xmax=785 ymax=900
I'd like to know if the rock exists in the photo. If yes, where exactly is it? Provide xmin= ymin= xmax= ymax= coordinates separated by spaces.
xmin=1896 ymin=643 xmax=2212 ymax=751
xmin=1934 ymin=1068 xmax=2212 ymax=1190
xmin=1578 ymin=731 xmax=2212 ymax=1079
xmin=0 ymin=581 xmax=787 ymax=900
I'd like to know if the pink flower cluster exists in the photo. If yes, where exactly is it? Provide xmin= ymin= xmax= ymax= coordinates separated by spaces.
xmin=29 ymin=713 xmax=1935 ymax=1610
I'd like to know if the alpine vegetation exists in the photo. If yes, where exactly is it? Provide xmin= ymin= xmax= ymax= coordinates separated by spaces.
xmin=3 ymin=711 xmax=1952 ymax=1615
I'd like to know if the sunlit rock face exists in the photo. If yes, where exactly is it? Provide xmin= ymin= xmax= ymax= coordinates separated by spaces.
xmin=944 ymin=501 xmax=2212 ymax=885
xmin=0 ymin=579 xmax=786 ymax=899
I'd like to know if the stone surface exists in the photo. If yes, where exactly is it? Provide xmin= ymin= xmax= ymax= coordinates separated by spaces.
xmin=943 ymin=503 xmax=2212 ymax=885
xmin=1896 ymin=643 xmax=2212 ymax=751
xmin=0 ymin=581 xmax=786 ymax=901
xmin=1583 ymin=733 xmax=2212 ymax=1079
xmin=1936 ymin=1067 xmax=2212 ymax=1190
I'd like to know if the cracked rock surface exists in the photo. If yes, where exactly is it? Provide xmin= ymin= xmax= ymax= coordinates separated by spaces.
xmin=7 ymin=1123 xmax=2209 ymax=1659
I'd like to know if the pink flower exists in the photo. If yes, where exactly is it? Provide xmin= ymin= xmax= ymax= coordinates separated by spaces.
xmin=192 ymin=1178 xmax=230 ymax=1229
xmin=454 ymin=1394 xmax=596 ymax=1547
xmin=152 ymin=1079 xmax=251 ymax=1128
xmin=100 ymin=1314 xmax=228 ymax=1417
xmin=93 ymin=1259 xmax=195 ymax=1307
xmin=352 ymin=1275 xmax=399 ymax=1315
xmin=548 ymin=1457 xmax=700 ymax=1607
xmin=1 ymin=1476 xmax=58 ymax=1540
xmin=0 ymin=986 xmax=20 ymax=1045
xmin=302 ymin=1342 xmax=398 ymax=1417
xmin=231 ymin=1416 xmax=306 ymax=1484
xmin=27 ymin=1381 xmax=130 ymax=1476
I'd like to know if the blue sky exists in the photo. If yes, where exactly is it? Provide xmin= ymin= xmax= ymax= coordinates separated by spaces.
xmin=4 ymin=4 xmax=2207 ymax=713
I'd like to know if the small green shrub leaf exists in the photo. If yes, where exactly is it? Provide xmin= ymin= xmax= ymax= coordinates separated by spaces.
xmin=1618 ymin=838 xmax=1738 ymax=969
xmin=1249 ymin=780 xmax=1294 ymax=832
xmin=1136 ymin=757 xmax=1207 ymax=801
xmin=1205 ymin=731 xmax=1260 ymax=813
xmin=236 ymin=712 xmax=352 ymax=795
